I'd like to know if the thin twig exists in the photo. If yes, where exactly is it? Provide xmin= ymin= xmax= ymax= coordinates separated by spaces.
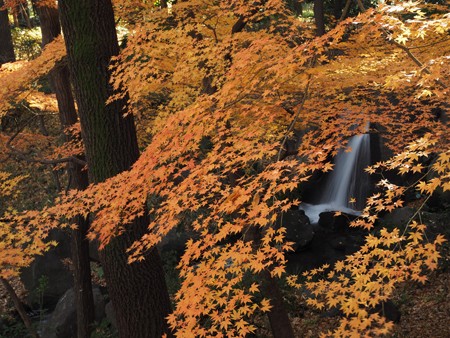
xmin=4 ymin=115 xmax=87 ymax=167
xmin=6 ymin=145 xmax=87 ymax=167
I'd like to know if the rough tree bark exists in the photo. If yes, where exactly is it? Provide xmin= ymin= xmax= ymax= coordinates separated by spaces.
xmin=313 ymin=0 xmax=325 ymax=36
xmin=58 ymin=1 xmax=173 ymax=337
xmin=0 ymin=0 xmax=15 ymax=64
xmin=33 ymin=2 xmax=95 ymax=337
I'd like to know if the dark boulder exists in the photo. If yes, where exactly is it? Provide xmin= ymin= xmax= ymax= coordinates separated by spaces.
xmin=329 ymin=236 xmax=347 ymax=251
xmin=41 ymin=287 xmax=105 ymax=338
xmin=20 ymin=230 xmax=73 ymax=310
xmin=280 ymin=209 xmax=315 ymax=252
xmin=381 ymin=207 xmax=415 ymax=227
xmin=318 ymin=211 xmax=358 ymax=232
xmin=287 ymin=211 xmax=366 ymax=274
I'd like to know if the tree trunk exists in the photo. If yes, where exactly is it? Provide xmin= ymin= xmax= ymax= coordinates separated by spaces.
xmin=58 ymin=1 xmax=173 ymax=337
xmin=18 ymin=0 xmax=31 ymax=28
xmin=0 ymin=0 xmax=15 ymax=64
xmin=34 ymin=3 xmax=95 ymax=337
xmin=244 ymin=228 xmax=295 ymax=338
xmin=261 ymin=271 xmax=295 ymax=338
xmin=313 ymin=0 xmax=325 ymax=36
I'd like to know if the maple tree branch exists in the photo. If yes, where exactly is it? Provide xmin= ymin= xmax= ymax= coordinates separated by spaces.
xmin=281 ymin=105 xmax=295 ymax=116
xmin=408 ymin=37 xmax=450 ymax=50
xmin=392 ymin=40 xmax=447 ymax=89
xmin=356 ymin=0 xmax=366 ymax=12
xmin=6 ymin=145 xmax=87 ymax=167
xmin=339 ymin=0 xmax=352 ymax=21
xmin=277 ymin=75 xmax=312 ymax=161
xmin=383 ymin=31 xmax=447 ymax=89
xmin=392 ymin=193 xmax=431 ymax=253
xmin=5 ymin=122 xmax=87 ymax=167
xmin=5 ymin=115 xmax=36 ymax=149
xmin=231 ymin=16 xmax=246 ymax=34
xmin=231 ymin=0 xmax=268 ymax=34
xmin=391 ymin=40 xmax=429 ymax=73
xmin=0 ymin=278 xmax=40 ymax=338
xmin=202 ymin=15 xmax=219 ymax=43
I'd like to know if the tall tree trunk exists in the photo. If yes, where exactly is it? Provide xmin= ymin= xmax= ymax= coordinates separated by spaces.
xmin=313 ymin=0 xmax=325 ymax=36
xmin=58 ymin=1 xmax=173 ymax=337
xmin=0 ymin=0 xmax=15 ymax=64
xmin=34 ymin=3 xmax=95 ymax=337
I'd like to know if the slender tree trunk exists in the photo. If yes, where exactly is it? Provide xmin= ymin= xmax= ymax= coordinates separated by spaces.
xmin=333 ymin=0 xmax=346 ymax=20
xmin=0 ymin=0 xmax=15 ymax=64
xmin=33 ymin=3 xmax=95 ymax=337
xmin=18 ymin=0 xmax=31 ymax=28
xmin=245 ymin=228 xmax=295 ymax=338
xmin=58 ymin=1 xmax=173 ymax=337
xmin=261 ymin=271 xmax=295 ymax=338
xmin=313 ymin=0 xmax=325 ymax=36
xmin=0 ymin=278 xmax=40 ymax=338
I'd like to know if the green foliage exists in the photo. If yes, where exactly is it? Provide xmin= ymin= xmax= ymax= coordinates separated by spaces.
xmin=33 ymin=275 xmax=49 ymax=323
xmin=0 ymin=316 xmax=28 ymax=338
xmin=11 ymin=27 xmax=41 ymax=61
xmin=161 ymin=250 xmax=181 ymax=298
xmin=301 ymin=2 xmax=314 ymax=18
xmin=91 ymin=262 xmax=105 ymax=281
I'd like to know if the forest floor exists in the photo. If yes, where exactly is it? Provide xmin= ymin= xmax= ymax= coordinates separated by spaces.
xmin=1 ymin=235 xmax=449 ymax=338
xmin=289 ymin=268 xmax=450 ymax=338
xmin=1 ymin=265 xmax=449 ymax=337
xmin=289 ymin=208 xmax=450 ymax=338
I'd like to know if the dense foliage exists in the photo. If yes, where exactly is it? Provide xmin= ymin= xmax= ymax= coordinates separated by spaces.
xmin=0 ymin=0 xmax=449 ymax=336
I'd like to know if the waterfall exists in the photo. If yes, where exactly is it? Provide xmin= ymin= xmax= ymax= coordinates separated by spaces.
xmin=300 ymin=133 xmax=371 ymax=223
xmin=319 ymin=134 xmax=370 ymax=209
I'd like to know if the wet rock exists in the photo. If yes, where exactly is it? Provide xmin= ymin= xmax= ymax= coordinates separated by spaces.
xmin=381 ymin=207 xmax=415 ymax=227
xmin=318 ymin=211 xmax=357 ymax=232
xmin=286 ymin=213 xmax=366 ymax=275
xmin=286 ymin=226 xmax=346 ymax=274
xmin=329 ymin=236 xmax=347 ymax=251
xmin=280 ymin=209 xmax=315 ymax=252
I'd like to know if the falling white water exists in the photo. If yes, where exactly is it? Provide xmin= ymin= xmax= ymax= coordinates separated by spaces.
xmin=300 ymin=134 xmax=371 ymax=223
